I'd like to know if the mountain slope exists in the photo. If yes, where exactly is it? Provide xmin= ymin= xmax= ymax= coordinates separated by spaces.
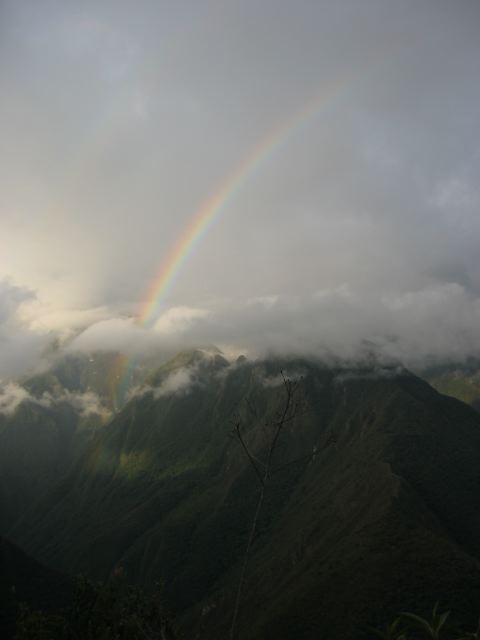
xmin=421 ymin=360 xmax=480 ymax=411
xmin=22 ymin=351 xmax=127 ymax=410
xmin=0 ymin=353 xmax=116 ymax=532
xmin=10 ymin=352 xmax=480 ymax=639
xmin=0 ymin=537 xmax=70 ymax=639
xmin=0 ymin=400 xmax=96 ymax=533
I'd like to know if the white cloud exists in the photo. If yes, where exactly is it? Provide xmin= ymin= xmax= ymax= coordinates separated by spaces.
xmin=0 ymin=382 xmax=110 ymax=419
xmin=58 ymin=389 xmax=111 ymax=420
xmin=153 ymin=306 xmax=211 ymax=334
xmin=54 ymin=281 xmax=480 ymax=370
xmin=21 ymin=303 xmax=113 ymax=335
xmin=0 ymin=383 xmax=49 ymax=416
xmin=67 ymin=317 xmax=148 ymax=355
xmin=128 ymin=365 xmax=200 ymax=401
xmin=259 ymin=369 xmax=306 ymax=388
xmin=154 ymin=366 xmax=199 ymax=398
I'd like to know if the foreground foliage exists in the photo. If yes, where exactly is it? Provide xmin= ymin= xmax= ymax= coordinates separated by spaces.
xmin=371 ymin=603 xmax=480 ymax=640
xmin=14 ymin=575 xmax=176 ymax=640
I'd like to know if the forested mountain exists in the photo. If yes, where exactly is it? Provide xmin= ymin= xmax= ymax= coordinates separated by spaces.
xmin=6 ymin=351 xmax=480 ymax=639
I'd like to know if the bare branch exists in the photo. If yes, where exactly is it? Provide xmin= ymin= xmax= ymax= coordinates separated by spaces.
xmin=234 ymin=422 xmax=265 ymax=486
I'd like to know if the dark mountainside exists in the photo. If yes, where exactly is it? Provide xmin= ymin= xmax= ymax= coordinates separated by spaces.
xmin=0 ymin=536 xmax=71 ymax=638
xmin=0 ymin=353 xmax=116 ymax=534
xmin=7 ymin=351 xmax=480 ymax=639
xmin=0 ymin=400 xmax=102 ymax=534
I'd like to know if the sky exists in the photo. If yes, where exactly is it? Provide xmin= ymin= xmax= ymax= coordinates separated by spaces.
xmin=1 ymin=0 xmax=480 ymax=376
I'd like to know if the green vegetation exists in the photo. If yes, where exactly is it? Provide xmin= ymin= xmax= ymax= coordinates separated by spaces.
xmin=371 ymin=604 xmax=480 ymax=640
xmin=420 ymin=361 xmax=480 ymax=410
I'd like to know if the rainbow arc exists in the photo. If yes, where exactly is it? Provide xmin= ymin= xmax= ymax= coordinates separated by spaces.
xmin=112 ymin=75 xmax=361 ymax=406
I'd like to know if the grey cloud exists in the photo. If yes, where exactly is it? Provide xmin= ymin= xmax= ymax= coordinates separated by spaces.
xmin=1 ymin=1 xmax=480 ymax=371
xmin=258 ymin=369 xmax=307 ymax=388
xmin=66 ymin=281 xmax=480 ymax=368
xmin=0 ymin=280 xmax=48 ymax=379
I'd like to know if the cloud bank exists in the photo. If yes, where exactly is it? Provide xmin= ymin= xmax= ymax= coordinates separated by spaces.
xmin=67 ymin=284 xmax=480 ymax=368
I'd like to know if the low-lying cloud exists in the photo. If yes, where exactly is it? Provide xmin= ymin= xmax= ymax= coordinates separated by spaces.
xmin=0 ymin=382 xmax=110 ymax=419
xmin=58 ymin=389 xmax=112 ymax=419
xmin=259 ymin=368 xmax=307 ymax=388
xmin=64 ymin=282 xmax=480 ymax=368
xmin=129 ymin=365 xmax=201 ymax=401
xmin=0 ymin=383 xmax=50 ymax=416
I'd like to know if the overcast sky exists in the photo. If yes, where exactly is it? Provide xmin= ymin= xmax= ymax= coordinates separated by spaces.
xmin=1 ymin=0 xmax=480 ymax=375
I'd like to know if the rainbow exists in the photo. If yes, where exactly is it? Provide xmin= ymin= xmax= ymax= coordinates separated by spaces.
xmin=112 ymin=74 xmax=360 ymax=406
xmin=138 ymin=77 xmax=352 ymax=327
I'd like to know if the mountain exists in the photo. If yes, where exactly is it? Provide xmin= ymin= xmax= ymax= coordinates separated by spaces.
xmin=9 ymin=350 xmax=480 ymax=639
xmin=0 ymin=399 xmax=103 ymax=534
xmin=0 ymin=348 xmax=159 ymax=534
xmin=0 ymin=352 xmax=117 ymax=533
xmin=0 ymin=536 xmax=70 ymax=639
xmin=22 ymin=350 xmax=128 ymax=410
